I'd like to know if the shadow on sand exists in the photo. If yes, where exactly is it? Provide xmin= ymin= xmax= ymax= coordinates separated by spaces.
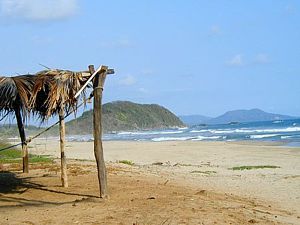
xmin=0 ymin=171 xmax=100 ymax=209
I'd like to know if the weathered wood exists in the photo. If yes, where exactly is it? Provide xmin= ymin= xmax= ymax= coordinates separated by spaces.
xmin=81 ymin=69 xmax=114 ymax=77
xmin=14 ymin=108 xmax=29 ymax=173
xmin=90 ymin=64 xmax=108 ymax=198
xmin=59 ymin=105 xmax=68 ymax=187
xmin=75 ymin=69 xmax=114 ymax=98
xmin=75 ymin=66 xmax=102 ymax=98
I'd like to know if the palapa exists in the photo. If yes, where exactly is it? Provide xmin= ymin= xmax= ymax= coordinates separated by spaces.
xmin=29 ymin=69 xmax=90 ymax=187
xmin=0 ymin=65 xmax=113 ymax=196
xmin=30 ymin=69 xmax=89 ymax=120
xmin=0 ymin=75 xmax=35 ymax=120
xmin=0 ymin=69 xmax=89 ymax=178
xmin=0 ymin=74 xmax=35 ymax=173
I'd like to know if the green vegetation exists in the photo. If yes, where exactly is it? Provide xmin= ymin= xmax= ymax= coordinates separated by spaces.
xmin=229 ymin=165 xmax=281 ymax=171
xmin=0 ymin=124 xmax=58 ymax=139
xmin=66 ymin=101 xmax=185 ymax=134
xmin=191 ymin=170 xmax=217 ymax=175
xmin=0 ymin=143 xmax=52 ymax=164
xmin=118 ymin=160 xmax=135 ymax=166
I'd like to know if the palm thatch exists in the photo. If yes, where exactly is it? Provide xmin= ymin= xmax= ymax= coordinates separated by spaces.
xmin=29 ymin=69 xmax=89 ymax=120
xmin=0 ymin=75 xmax=35 ymax=121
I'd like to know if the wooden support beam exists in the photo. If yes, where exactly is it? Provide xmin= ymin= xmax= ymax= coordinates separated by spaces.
xmin=14 ymin=108 xmax=29 ymax=173
xmin=75 ymin=68 xmax=114 ymax=98
xmin=90 ymin=64 xmax=108 ymax=198
xmin=81 ymin=69 xmax=114 ymax=77
xmin=59 ymin=105 xmax=68 ymax=187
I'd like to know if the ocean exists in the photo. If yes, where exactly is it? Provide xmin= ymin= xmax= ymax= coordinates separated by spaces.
xmin=66 ymin=119 xmax=300 ymax=145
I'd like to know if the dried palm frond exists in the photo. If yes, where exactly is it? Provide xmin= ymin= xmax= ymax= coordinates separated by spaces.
xmin=0 ymin=75 xmax=35 ymax=121
xmin=30 ymin=69 xmax=88 ymax=120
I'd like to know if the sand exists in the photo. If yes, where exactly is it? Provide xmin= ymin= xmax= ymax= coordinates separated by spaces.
xmin=1 ymin=140 xmax=300 ymax=224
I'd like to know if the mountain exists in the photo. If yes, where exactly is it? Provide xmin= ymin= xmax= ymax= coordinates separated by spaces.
xmin=207 ymin=108 xmax=295 ymax=124
xmin=179 ymin=115 xmax=211 ymax=126
xmin=0 ymin=124 xmax=47 ymax=139
xmin=65 ymin=101 xmax=185 ymax=134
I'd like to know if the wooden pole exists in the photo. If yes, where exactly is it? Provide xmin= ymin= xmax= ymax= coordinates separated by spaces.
xmin=59 ymin=105 xmax=68 ymax=187
xmin=90 ymin=64 xmax=108 ymax=198
xmin=14 ymin=108 xmax=29 ymax=173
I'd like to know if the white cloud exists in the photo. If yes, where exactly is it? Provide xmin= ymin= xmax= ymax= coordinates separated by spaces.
xmin=0 ymin=0 xmax=78 ymax=21
xmin=210 ymin=25 xmax=221 ymax=35
xmin=254 ymin=53 xmax=270 ymax=64
xmin=138 ymin=87 xmax=148 ymax=94
xmin=119 ymin=75 xmax=136 ymax=86
xmin=227 ymin=54 xmax=244 ymax=66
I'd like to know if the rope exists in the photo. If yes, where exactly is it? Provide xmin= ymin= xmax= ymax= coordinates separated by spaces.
xmin=0 ymin=143 xmax=23 ymax=152
xmin=0 ymin=95 xmax=93 ymax=152
xmin=0 ymin=67 xmax=107 ymax=152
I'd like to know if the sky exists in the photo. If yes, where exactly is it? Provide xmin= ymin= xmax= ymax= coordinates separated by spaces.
xmin=0 ymin=0 xmax=300 ymax=121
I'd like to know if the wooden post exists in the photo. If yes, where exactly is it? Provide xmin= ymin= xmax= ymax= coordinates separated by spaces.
xmin=90 ymin=65 xmax=108 ymax=198
xmin=59 ymin=105 xmax=68 ymax=187
xmin=14 ymin=108 xmax=29 ymax=173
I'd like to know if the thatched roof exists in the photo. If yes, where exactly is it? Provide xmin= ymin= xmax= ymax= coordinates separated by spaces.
xmin=30 ymin=69 xmax=89 ymax=120
xmin=0 ymin=75 xmax=35 ymax=120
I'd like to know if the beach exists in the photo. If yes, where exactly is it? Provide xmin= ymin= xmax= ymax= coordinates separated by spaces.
xmin=0 ymin=140 xmax=299 ymax=224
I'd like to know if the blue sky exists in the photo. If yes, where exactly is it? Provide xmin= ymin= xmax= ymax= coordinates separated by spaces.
xmin=0 ymin=0 xmax=300 ymax=120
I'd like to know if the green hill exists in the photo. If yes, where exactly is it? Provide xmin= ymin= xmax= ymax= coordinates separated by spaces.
xmin=0 ymin=124 xmax=59 ymax=140
xmin=65 ymin=101 xmax=185 ymax=134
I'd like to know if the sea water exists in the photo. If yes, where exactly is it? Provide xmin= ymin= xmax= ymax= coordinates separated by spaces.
xmin=66 ymin=119 xmax=300 ymax=145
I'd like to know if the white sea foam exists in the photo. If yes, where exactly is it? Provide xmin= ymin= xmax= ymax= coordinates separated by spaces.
xmin=156 ymin=130 xmax=184 ymax=134
xmin=209 ymin=129 xmax=251 ymax=134
xmin=117 ymin=131 xmax=132 ymax=135
xmin=178 ymin=127 xmax=189 ymax=130
xmin=189 ymin=129 xmax=209 ymax=133
xmin=151 ymin=136 xmax=194 ymax=142
xmin=210 ymin=129 xmax=236 ymax=134
xmin=209 ymin=129 xmax=253 ymax=134
xmin=250 ymin=134 xmax=279 ymax=139
xmin=67 ymin=135 xmax=93 ymax=142
xmin=192 ymin=136 xmax=222 ymax=141
xmin=208 ymin=126 xmax=300 ymax=134
xmin=281 ymin=135 xmax=292 ymax=139
xmin=281 ymin=135 xmax=300 ymax=139
xmin=118 ymin=130 xmax=184 ymax=135
xmin=252 ymin=127 xmax=300 ymax=133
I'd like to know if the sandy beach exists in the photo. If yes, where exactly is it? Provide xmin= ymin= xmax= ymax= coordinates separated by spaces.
xmin=1 ymin=140 xmax=300 ymax=224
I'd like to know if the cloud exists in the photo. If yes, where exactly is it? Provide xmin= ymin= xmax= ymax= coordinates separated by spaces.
xmin=254 ymin=53 xmax=270 ymax=64
xmin=119 ymin=75 xmax=136 ymax=86
xmin=0 ymin=0 xmax=78 ymax=21
xmin=210 ymin=25 xmax=221 ymax=35
xmin=138 ymin=87 xmax=148 ymax=94
xmin=227 ymin=54 xmax=244 ymax=66
xmin=227 ymin=53 xmax=271 ymax=67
